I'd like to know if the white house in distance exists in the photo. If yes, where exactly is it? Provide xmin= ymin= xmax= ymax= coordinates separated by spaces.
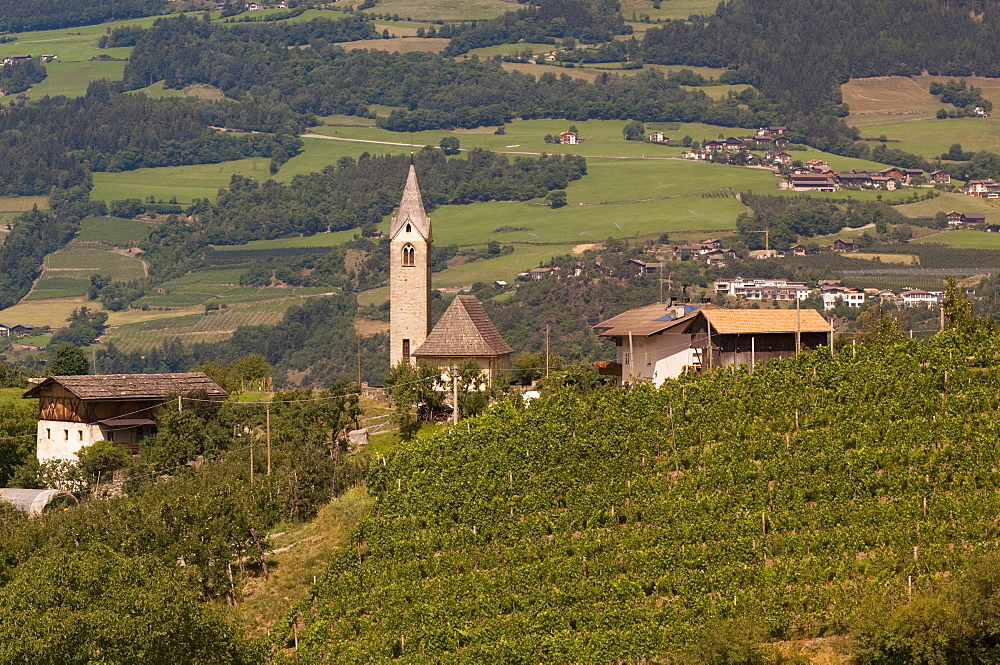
xmin=715 ymin=279 xmax=811 ymax=301
xmin=594 ymin=303 xmax=831 ymax=386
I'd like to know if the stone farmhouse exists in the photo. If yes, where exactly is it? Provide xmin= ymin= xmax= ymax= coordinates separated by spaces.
xmin=594 ymin=304 xmax=830 ymax=386
xmin=23 ymin=373 xmax=227 ymax=462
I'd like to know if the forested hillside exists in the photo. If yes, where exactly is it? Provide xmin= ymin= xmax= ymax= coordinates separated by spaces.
xmin=0 ymin=0 xmax=165 ymax=33
xmin=644 ymin=0 xmax=1000 ymax=113
xmin=292 ymin=326 xmax=1000 ymax=662
xmin=0 ymin=82 xmax=304 ymax=195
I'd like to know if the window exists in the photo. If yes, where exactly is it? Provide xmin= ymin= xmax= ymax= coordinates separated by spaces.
xmin=645 ymin=353 xmax=653 ymax=367
xmin=406 ymin=223 xmax=411 ymax=233
xmin=402 ymin=244 xmax=415 ymax=267
xmin=402 ymin=339 xmax=410 ymax=360
xmin=46 ymin=428 xmax=51 ymax=439
xmin=64 ymin=430 xmax=69 ymax=440
xmin=78 ymin=431 xmax=84 ymax=441
xmin=623 ymin=352 xmax=632 ymax=366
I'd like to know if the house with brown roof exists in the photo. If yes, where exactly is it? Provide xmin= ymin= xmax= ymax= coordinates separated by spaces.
xmin=930 ymin=170 xmax=951 ymax=184
xmin=833 ymin=239 xmax=855 ymax=252
xmin=23 ymin=373 xmax=227 ymax=462
xmin=594 ymin=304 xmax=830 ymax=386
xmin=413 ymin=295 xmax=514 ymax=385
xmin=785 ymin=173 xmax=839 ymax=192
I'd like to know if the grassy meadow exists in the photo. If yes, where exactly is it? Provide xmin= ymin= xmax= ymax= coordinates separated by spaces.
xmin=341 ymin=37 xmax=449 ymax=53
xmin=914 ymin=229 xmax=1000 ymax=249
xmin=76 ymin=216 xmax=154 ymax=245
xmin=858 ymin=117 xmax=1000 ymax=160
xmin=358 ymin=0 xmax=514 ymax=20
xmin=896 ymin=192 xmax=1000 ymax=218
xmin=844 ymin=75 xmax=1000 ymax=157
xmin=91 ymin=158 xmax=272 ymax=203
xmin=620 ymin=0 xmax=720 ymax=20
xmin=0 ymin=196 xmax=49 ymax=212
xmin=0 ymin=15 xmax=161 ymax=102
xmin=24 ymin=246 xmax=145 ymax=301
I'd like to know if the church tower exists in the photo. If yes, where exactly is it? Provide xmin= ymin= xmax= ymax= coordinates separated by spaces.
xmin=389 ymin=163 xmax=432 ymax=366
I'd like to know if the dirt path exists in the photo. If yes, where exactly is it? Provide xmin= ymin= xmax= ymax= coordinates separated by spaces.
xmin=300 ymin=133 xmax=749 ymax=163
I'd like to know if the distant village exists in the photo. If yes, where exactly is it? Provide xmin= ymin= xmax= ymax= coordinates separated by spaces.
xmin=644 ymin=126 xmax=974 ymax=194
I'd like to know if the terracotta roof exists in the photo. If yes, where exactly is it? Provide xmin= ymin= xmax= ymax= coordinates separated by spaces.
xmin=23 ymin=372 xmax=228 ymax=401
xmin=390 ymin=164 xmax=432 ymax=241
xmin=595 ymin=303 xmax=710 ymax=337
xmin=414 ymin=296 xmax=513 ymax=357
xmin=701 ymin=308 xmax=829 ymax=334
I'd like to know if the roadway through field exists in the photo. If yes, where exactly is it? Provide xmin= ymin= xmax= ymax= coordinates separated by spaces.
xmin=299 ymin=133 xmax=720 ymax=162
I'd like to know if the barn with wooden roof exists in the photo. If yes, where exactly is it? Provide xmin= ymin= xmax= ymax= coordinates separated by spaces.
xmin=23 ymin=373 xmax=227 ymax=462
xmin=594 ymin=304 xmax=830 ymax=386
xmin=413 ymin=295 xmax=514 ymax=384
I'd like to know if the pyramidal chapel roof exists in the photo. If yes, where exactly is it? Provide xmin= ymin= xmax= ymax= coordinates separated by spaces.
xmin=390 ymin=164 xmax=431 ymax=241
xmin=415 ymin=296 xmax=514 ymax=358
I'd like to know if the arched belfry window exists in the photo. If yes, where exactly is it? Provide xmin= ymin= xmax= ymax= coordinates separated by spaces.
xmin=402 ymin=244 xmax=415 ymax=267
xmin=406 ymin=223 xmax=412 ymax=233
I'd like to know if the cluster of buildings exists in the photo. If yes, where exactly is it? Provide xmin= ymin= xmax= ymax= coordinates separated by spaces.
xmin=963 ymin=180 xmax=1000 ymax=199
xmin=213 ymin=0 xmax=289 ymax=10
xmin=0 ymin=323 xmax=34 ymax=337
xmin=1 ymin=54 xmax=55 ymax=67
xmin=784 ymin=162 xmax=950 ymax=192
xmin=714 ymin=278 xmax=945 ymax=309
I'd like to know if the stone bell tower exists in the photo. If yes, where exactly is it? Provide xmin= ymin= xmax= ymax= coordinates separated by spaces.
xmin=389 ymin=163 xmax=432 ymax=366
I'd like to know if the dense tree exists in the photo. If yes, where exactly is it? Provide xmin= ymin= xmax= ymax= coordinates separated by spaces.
xmin=49 ymin=344 xmax=90 ymax=375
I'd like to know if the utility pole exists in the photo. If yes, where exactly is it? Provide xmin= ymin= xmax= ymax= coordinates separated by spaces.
xmin=795 ymin=294 xmax=801 ymax=353
xmin=178 ymin=395 xmax=183 ymax=413
xmin=628 ymin=331 xmax=634 ymax=383
xmin=265 ymin=406 xmax=272 ymax=476
xmin=451 ymin=366 xmax=459 ymax=425
xmin=545 ymin=324 xmax=550 ymax=377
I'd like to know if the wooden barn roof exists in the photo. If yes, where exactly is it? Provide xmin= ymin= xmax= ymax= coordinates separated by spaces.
xmin=596 ymin=305 xmax=829 ymax=337
xmin=414 ymin=296 xmax=513 ymax=357
xmin=701 ymin=308 xmax=829 ymax=334
xmin=594 ymin=303 xmax=711 ymax=337
xmin=23 ymin=373 xmax=228 ymax=401
xmin=390 ymin=164 xmax=432 ymax=241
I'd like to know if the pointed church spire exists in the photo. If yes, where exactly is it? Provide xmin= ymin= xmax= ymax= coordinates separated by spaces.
xmin=390 ymin=163 xmax=431 ymax=241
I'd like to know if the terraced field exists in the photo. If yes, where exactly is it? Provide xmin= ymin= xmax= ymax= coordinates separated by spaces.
xmin=104 ymin=300 xmax=299 ymax=352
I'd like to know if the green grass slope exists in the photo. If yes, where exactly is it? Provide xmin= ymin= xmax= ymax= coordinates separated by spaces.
xmin=294 ymin=331 xmax=1000 ymax=661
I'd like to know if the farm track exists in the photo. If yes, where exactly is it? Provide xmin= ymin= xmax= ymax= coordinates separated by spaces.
xmin=300 ymin=133 xmax=726 ymax=162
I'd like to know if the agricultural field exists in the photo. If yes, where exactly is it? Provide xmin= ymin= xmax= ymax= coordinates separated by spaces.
xmin=273 ymin=137 xmax=411 ymax=181
xmin=341 ymin=37 xmax=450 ymax=53
xmin=858 ymin=117 xmax=1000 ymax=160
xmin=76 ymin=216 xmax=154 ymax=245
xmin=844 ymin=75 xmax=1000 ymax=156
xmin=914 ymin=229 xmax=1000 ymax=249
xmin=104 ymin=300 xmax=299 ymax=352
xmin=24 ymin=246 xmax=145 ymax=301
xmin=307 ymin=118 xmax=761 ymax=159
xmin=851 ymin=252 xmax=920 ymax=264
xmin=467 ymin=43 xmax=556 ymax=57
xmin=135 ymin=267 xmax=330 ymax=309
xmin=0 ymin=196 xmax=49 ymax=212
xmin=0 ymin=15 xmax=161 ymax=102
xmin=130 ymin=81 xmax=227 ymax=101
xmin=895 ymin=191 xmax=1000 ymax=218
xmin=90 ymin=158 xmax=272 ymax=203
xmin=358 ymin=0 xmax=515 ymax=21
xmin=211 ymin=228 xmax=360 ymax=251
xmin=621 ymin=0 xmax=721 ymax=20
